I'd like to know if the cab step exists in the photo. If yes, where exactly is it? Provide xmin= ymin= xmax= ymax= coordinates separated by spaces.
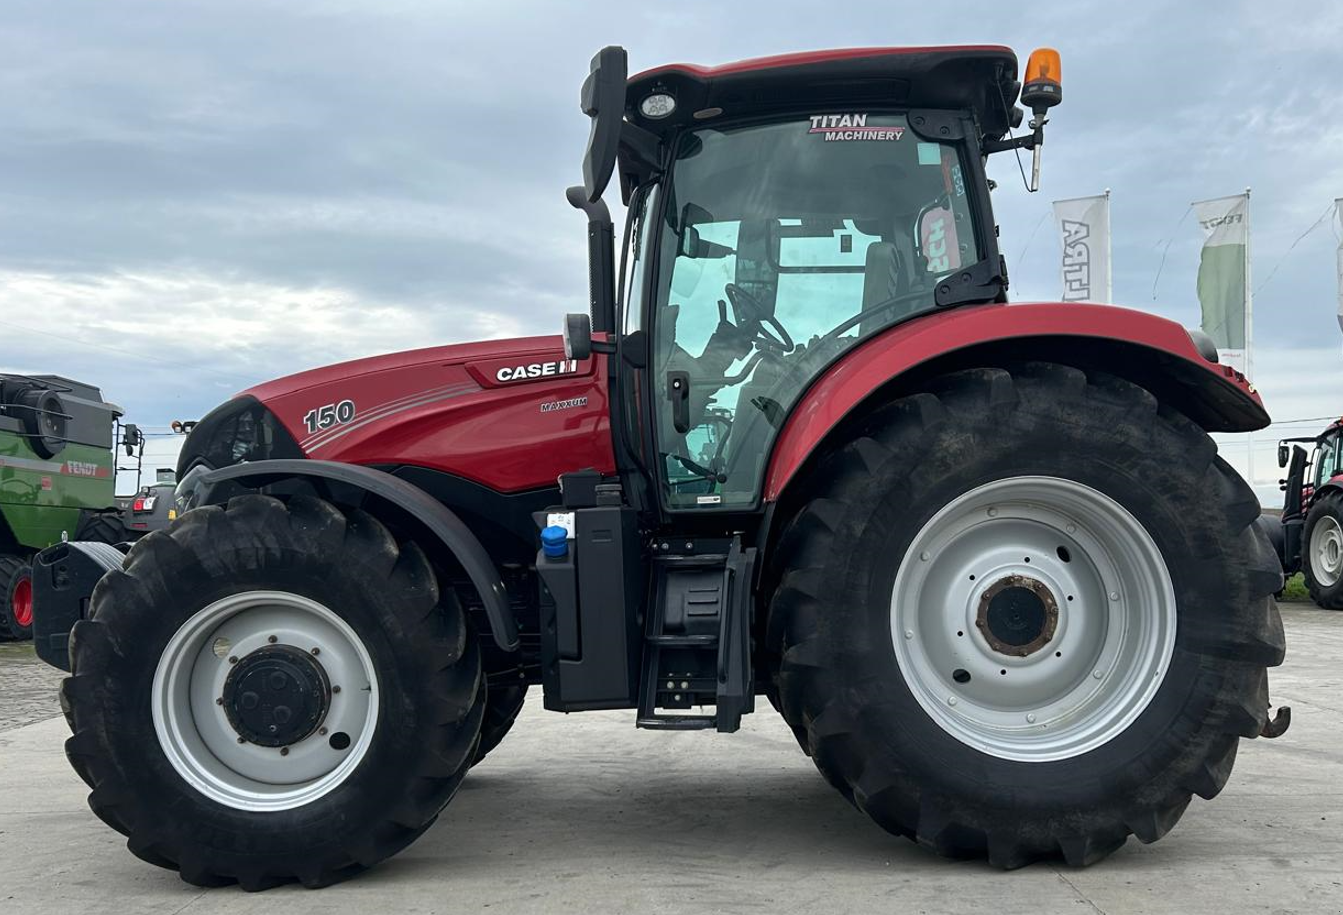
xmin=636 ymin=537 xmax=756 ymax=733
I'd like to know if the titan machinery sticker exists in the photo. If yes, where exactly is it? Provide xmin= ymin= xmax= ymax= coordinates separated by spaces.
xmin=808 ymin=114 xmax=904 ymax=142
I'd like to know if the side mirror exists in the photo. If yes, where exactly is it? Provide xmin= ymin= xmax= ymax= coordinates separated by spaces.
xmin=1278 ymin=444 xmax=1290 ymax=468
xmin=121 ymin=423 xmax=142 ymax=457
xmin=579 ymin=46 xmax=628 ymax=204
xmin=563 ymin=313 xmax=592 ymax=360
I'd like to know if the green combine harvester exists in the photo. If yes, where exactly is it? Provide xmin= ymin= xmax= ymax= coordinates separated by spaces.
xmin=0 ymin=373 xmax=170 ymax=640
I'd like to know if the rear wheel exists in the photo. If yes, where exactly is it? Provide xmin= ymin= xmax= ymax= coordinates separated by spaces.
xmin=74 ymin=511 xmax=130 ymax=546
xmin=1302 ymin=493 xmax=1343 ymax=609
xmin=0 ymin=554 xmax=34 ymax=641
xmin=768 ymin=363 xmax=1285 ymax=868
xmin=60 ymin=494 xmax=486 ymax=889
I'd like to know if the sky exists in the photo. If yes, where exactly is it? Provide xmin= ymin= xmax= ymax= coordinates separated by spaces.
xmin=1 ymin=0 xmax=1340 ymax=497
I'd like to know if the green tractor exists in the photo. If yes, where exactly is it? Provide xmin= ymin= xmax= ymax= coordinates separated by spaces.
xmin=0 ymin=373 xmax=158 ymax=640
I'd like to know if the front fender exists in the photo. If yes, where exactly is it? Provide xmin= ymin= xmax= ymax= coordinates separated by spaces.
xmin=764 ymin=302 xmax=1267 ymax=501
xmin=180 ymin=459 xmax=517 ymax=651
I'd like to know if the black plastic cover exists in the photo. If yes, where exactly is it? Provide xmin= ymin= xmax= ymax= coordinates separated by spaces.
xmin=31 ymin=540 xmax=126 ymax=671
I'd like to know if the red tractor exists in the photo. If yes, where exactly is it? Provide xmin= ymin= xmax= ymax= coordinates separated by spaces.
xmin=31 ymin=45 xmax=1288 ymax=889
xmin=1267 ymin=419 xmax=1343 ymax=607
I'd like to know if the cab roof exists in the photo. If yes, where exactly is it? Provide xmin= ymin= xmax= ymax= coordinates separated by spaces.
xmin=626 ymin=45 xmax=1020 ymax=140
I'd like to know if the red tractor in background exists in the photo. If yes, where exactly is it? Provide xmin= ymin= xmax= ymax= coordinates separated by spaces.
xmin=1266 ymin=418 xmax=1343 ymax=607
xmin=31 ymin=44 xmax=1287 ymax=889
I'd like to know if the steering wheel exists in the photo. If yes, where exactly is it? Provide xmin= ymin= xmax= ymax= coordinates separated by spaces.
xmin=724 ymin=283 xmax=794 ymax=353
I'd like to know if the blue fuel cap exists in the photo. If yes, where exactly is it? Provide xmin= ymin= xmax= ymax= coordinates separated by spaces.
xmin=541 ymin=525 xmax=569 ymax=559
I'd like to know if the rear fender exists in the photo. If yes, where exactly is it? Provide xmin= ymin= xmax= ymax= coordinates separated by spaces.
xmin=764 ymin=302 xmax=1268 ymax=501
xmin=181 ymin=460 xmax=517 ymax=651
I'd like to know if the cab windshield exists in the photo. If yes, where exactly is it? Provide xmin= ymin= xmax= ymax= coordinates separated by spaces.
xmin=648 ymin=112 xmax=982 ymax=508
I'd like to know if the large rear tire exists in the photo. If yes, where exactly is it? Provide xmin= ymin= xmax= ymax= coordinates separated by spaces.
xmin=0 ymin=554 xmax=34 ymax=641
xmin=60 ymin=494 xmax=486 ymax=889
xmin=768 ymin=363 xmax=1285 ymax=868
xmin=1302 ymin=492 xmax=1343 ymax=609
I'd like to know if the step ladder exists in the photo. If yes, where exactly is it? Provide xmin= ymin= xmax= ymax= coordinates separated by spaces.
xmin=636 ymin=537 xmax=756 ymax=733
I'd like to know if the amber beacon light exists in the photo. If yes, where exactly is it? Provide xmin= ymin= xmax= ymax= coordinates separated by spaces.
xmin=1021 ymin=47 xmax=1062 ymax=110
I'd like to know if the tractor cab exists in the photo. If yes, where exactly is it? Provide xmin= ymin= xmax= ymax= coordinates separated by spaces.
xmin=564 ymin=45 xmax=1055 ymax=518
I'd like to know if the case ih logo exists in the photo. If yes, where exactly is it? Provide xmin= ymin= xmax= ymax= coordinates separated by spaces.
xmin=808 ymin=113 xmax=904 ymax=142
xmin=494 ymin=360 xmax=580 ymax=383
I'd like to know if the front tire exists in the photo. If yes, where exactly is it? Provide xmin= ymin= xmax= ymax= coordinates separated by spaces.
xmin=0 ymin=554 xmax=34 ymax=641
xmin=768 ymin=363 xmax=1285 ymax=868
xmin=61 ymin=494 xmax=486 ymax=889
xmin=1302 ymin=492 xmax=1343 ymax=608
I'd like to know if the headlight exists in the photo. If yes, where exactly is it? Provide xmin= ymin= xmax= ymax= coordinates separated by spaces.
xmin=175 ymin=395 xmax=304 ymax=480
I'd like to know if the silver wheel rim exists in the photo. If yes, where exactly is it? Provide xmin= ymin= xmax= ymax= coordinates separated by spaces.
xmin=1311 ymin=515 xmax=1343 ymax=586
xmin=890 ymin=476 xmax=1176 ymax=762
xmin=152 ymin=591 xmax=379 ymax=812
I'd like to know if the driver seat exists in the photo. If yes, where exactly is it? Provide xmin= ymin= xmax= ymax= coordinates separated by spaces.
xmin=859 ymin=242 xmax=908 ymax=337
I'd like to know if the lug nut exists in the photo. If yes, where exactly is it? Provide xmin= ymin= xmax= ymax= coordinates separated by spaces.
xmin=228 ymin=655 xmax=238 ymax=664
xmin=332 ymin=685 xmax=341 ymax=694
xmin=268 ymin=635 xmax=278 ymax=644
xmin=311 ymin=647 xmax=320 ymax=656
xmin=280 ymin=747 xmax=289 ymax=756
xmin=215 ymin=698 xmax=223 ymax=706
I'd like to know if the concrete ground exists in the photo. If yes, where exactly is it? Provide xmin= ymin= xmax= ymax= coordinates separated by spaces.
xmin=1 ymin=605 xmax=1340 ymax=915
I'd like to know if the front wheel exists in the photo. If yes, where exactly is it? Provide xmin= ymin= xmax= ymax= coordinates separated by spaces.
xmin=60 ymin=495 xmax=486 ymax=889
xmin=1302 ymin=492 xmax=1343 ymax=608
xmin=768 ymin=363 xmax=1285 ymax=868
xmin=0 ymin=554 xmax=34 ymax=641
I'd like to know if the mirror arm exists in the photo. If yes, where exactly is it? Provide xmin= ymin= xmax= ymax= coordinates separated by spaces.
xmin=566 ymin=186 xmax=617 ymax=334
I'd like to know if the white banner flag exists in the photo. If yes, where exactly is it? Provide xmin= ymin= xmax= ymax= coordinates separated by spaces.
xmin=1336 ymin=199 xmax=1342 ymax=341
xmin=1053 ymin=193 xmax=1110 ymax=302
xmin=1192 ymin=194 xmax=1250 ymax=376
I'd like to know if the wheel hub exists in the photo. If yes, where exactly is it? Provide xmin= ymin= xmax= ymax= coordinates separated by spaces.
xmin=978 ymin=575 xmax=1058 ymax=657
xmin=11 ymin=575 xmax=33 ymax=629
xmin=222 ymin=645 xmax=330 ymax=747
xmin=1311 ymin=516 xmax=1343 ymax=586
xmin=890 ymin=476 xmax=1177 ymax=762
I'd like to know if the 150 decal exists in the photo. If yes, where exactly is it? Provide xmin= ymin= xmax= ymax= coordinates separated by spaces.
xmin=303 ymin=399 xmax=356 ymax=434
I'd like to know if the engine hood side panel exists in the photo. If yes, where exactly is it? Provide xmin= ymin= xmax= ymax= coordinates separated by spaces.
xmin=244 ymin=337 xmax=615 ymax=493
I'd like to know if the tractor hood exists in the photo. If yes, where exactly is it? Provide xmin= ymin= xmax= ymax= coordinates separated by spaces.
xmin=177 ymin=335 xmax=616 ymax=493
